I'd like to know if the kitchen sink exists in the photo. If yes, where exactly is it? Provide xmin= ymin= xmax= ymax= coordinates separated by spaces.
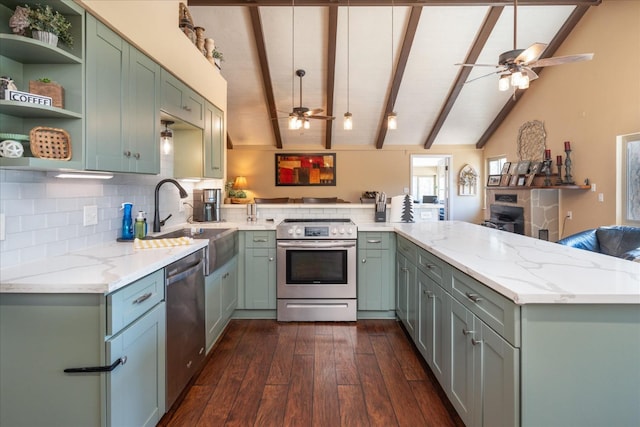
xmin=150 ymin=228 xmax=237 ymax=275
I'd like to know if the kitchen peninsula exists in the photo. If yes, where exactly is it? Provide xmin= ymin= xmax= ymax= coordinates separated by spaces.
xmin=1 ymin=220 xmax=638 ymax=427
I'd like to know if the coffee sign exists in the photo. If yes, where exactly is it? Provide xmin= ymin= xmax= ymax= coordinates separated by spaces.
xmin=5 ymin=90 xmax=52 ymax=106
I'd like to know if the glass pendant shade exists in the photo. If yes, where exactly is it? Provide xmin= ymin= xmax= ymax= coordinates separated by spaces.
xmin=510 ymin=71 xmax=523 ymax=87
xmin=518 ymin=74 xmax=530 ymax=89
xmin=498 ymin=75 xmax=510 ymax=91
xmin=289 ymin=114 xmax=298 ymax=130
xmin=387 ymin=112 xmax=397 ymax=130
xmin=303 ymin=119 xmax=310 ymax=129
xmin=343 ymin=112 xmax=353 ymax=130
xmin=160 ymin=120 xmax=174 ymax=155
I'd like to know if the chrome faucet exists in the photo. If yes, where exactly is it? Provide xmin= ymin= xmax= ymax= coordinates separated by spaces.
xmin=153 ymin=179 xmax=189 ymax=232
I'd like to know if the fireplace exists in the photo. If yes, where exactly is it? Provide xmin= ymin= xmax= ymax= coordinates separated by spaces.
xmin=483 ymin=205 xmax=525 ymax=235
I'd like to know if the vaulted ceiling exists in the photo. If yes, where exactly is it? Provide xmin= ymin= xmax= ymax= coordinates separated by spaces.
xmin=188 ymin=1 xmax=600 ymax=150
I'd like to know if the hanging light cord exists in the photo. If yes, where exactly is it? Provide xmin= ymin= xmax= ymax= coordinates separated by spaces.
xmin=346 ymin=0 xmax=350 ymax=114
xmin=390 ymin=0 xmax=394 ymax=114
xmin=291 ymin=0 xmax=295 ymax=111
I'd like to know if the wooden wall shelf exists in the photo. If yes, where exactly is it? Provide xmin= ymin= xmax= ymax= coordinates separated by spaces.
xmin=486 ymin=185 xmax=590 ymax=190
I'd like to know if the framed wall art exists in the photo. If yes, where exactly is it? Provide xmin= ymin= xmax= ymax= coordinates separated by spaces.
xmin=275 ymin=153 xmax=336 ymax=186
xmin=487 ymin=175 xmax=501 ymax=186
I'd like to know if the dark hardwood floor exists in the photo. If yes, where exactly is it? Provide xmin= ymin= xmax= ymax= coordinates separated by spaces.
xmin=159 ymin=319 xmax=464 ymax=427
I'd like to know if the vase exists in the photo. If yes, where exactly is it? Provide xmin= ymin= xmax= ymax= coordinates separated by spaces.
xmin=195 ymin=27 xmax=206 ymax=55
xmin=204 ymin=38 xmax=216 ymax=66
xmin=32 ymin=31 xmax=58 ymax=47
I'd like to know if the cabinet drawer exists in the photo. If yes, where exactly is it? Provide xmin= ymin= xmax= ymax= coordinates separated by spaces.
xmin=107 ymin=270 xmax=164 ymax=336
xmin=244 ymin=231 xmax=275 ymax=248
xmin=396 ymin=235 xmax=418 ymax=265
xmin=451 ymin=268 xmax=520 ymax=347
xmin=358 ymin=232 xmax=391 ymax=249
xmin=417 ymin=247 xmax=446 ymax=286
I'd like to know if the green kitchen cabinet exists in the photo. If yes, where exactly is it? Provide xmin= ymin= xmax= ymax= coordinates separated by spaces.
xmin=396 ymin=236 xmax=418 ymax=338
xmin=357 ymin=232 xmax=395 ymax=313
xmin=205 ymin=257 xmax=238 ymax=352
xmin=0 ymin=270 xmax=166 ymax=427
xmin=85 ymin=14 xmax=160 ymax=174
xmin=203 ymin=100 xmax=224 ymax=178
xmin=0 ymin=0 xmax=85 ymax=170
xmin=241 ymin=231 xmax=276 ymax=310
xmin=161 ymin=68 xmax=204 ymax=128
xmin=416 ymin=270 xmax=448 ymax=385
xmin=448 ymin=297 xmax=519 ymax=427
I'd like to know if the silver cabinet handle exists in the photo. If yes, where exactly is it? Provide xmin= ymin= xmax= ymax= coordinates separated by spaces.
xmin=462 ymin=329 xmax=475 ymax=336
xmin=182 ymin=105 xmax=192 ymax=112
xmin=423 ymin=290 xmax=434 ymax=298
xmin=253 ymin=238 xmax=268 ymax=243
xmin=134 ymin=152 xmax=140 ymax=159
xmin=362 ymin=258 xmax=367 ymax=263
xmin=132 ymin=292 xmax=152 ymax=304
xmin=367 ymin=239 xmax=382 ymax=244
xmin=123 ymin=150 xmax=131 ymax=157
xmin=269 ymin=257 xmax=274 ymax=261
xmin=401 ymin=267 xmax=408 ymax=272
xmin=465 ymin=292 xmax=483 ymax=303
xmin=471 ymin=338 xmax=482 ymax=346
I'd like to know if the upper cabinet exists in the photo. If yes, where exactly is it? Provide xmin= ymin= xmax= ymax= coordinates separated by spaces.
xmin=85 ymin=14 xmax=160 ymax=174
xmin=161 ymin=69 xmax=204 ymax=129
xmin=203 ymin=100 xmax=224 ymax=179
xmin=0 ymin=0 xmax=85 ymax=170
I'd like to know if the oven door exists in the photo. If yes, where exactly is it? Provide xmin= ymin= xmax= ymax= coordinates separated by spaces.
xmin=276 ymin=240 xmax=356 ymax=299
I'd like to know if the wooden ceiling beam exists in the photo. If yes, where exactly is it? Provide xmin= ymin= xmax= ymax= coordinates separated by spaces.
xmin=374 ymin=6 xmax=422 ymax=149
xmin=423 ymin=6 xmax=503 ymax=149
xmin=475 ymin=4 xmax=592 ymax=149
xmin=249 ymin=7 xmax=283 ymax=149
xmin=189 ymin=1 xmax=601 ymax=7
xmin=227 ymin=134 xmax=234 ymax=149
xmin=324 ymin=6 xmax=338 ymax=149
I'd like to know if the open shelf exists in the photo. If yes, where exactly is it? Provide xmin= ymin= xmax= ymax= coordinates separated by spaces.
xmin=487 ymin=185 xmax=590 ymax=190
xmin=0 ymin=34 xmax=81 ymax=64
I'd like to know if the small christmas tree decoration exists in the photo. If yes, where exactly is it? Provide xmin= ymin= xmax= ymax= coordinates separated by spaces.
xmin=401 ymin=194 xmax=414 ymax=223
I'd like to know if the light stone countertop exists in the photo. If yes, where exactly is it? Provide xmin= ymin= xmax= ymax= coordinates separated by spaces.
xmin=1 ymin=220 xmax=638 ymax=304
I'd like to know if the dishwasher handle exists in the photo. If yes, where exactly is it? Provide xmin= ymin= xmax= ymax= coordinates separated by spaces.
xmin=166 ymin=259 xmax=204 ymax=286
xmin=64 ymin=356 xmax=127 ymax=374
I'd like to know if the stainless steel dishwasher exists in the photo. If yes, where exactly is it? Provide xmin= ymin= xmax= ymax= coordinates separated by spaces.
xmin=165 ymin=248 xmax=205 ymax=410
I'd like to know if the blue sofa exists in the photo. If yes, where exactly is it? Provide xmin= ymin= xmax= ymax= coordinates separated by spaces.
xmin=557 ymin=225 xmax=640 ymax=261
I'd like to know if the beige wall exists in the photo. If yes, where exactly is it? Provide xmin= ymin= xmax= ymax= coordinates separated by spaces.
xmin=482 ymin=0 xmax=640 ymax=237
xmin=228 ymin=145 xmax=484 ymax=223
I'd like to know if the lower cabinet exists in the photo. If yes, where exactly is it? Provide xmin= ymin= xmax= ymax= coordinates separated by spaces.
xmin=396 ymin=251 xmax=417 ymax=338
xmin=357 ymin=232 xmax=395 ymax=313
xmin=205 ymin=258 xmax=238 ymax=352
xmin=239 ymin=231 xmax=277 ymax=310
xmin=0 ymin=270 xmax=166 ymax=427
xmin=416 ymin=270 xmax=448 ymax=385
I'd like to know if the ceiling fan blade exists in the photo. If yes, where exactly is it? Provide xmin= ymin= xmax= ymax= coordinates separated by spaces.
xmin=465 ymin=67 xmax=508 ymax=84
xmin=528 ymin=53 xmax=594 ymax=68
xmin=304 ymin=108 xmax=324 ymax=116
xmin=456 ymin=63 xmax=500 ymax=68
xmin=516 ymin=42 xmax=548 ymax=64
xmin=308 ymin=115 xmax=335 ymax=120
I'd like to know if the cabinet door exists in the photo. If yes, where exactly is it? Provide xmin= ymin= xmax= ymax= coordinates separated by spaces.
xmin=417 ymin=271 xmax=449 ymax=385
xmin=479 ymin=322 xmax=519 ymax=427
xmin=358 ymin=248 xmax=393 ymax=311
xmin=221 ymin=259 xmax=238 ymax=319
xmin=127 ymin=47 xmax=160 ymax=174
xmin=448 ymin=298 xmax=477 ymax=427
xmin=396 ymin=253 xmax=408 ymax=322
xmin=107 ymin=302 xmax=166 ymax=427
xmin=205 ymin=272 xmax=223 ymax=352
xmin=406 ymin=262 xmax=418 ymax=338
xmin=204 ymin=101 xmax=224 ymax=178
xmin=86 ymin=15 xmax=127 ymax=172
xmin=244 ymin=247 xmax=276 ymax=309
xmin=160 ymin=69 xmax=204 ymax=127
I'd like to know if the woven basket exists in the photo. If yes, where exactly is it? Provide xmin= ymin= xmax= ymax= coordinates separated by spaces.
xmin=29 ymin=126 xmax=71 ymax=160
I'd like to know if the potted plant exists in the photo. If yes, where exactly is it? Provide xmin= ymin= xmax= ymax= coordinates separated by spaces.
xmin=25 ymin=4 xmax=74 ymax=47
xmin=212 ymin=48 xmax=224 ymax=69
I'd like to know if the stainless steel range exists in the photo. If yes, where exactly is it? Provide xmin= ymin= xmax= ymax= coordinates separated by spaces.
xmin=276 ymin=219 xmax=357 ymax=322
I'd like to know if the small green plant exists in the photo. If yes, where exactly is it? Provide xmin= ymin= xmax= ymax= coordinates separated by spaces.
xmin=26 ymin=4 xmax=74 ymax=47
xmin=212 ymin=49 xmax=224 ymax=62
xmin=37 ymin=77 xmax=52 ymax=83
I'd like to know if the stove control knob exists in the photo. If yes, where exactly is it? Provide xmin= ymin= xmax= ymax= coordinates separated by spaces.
xmin=287 ymin=228 xmax=294 ymax=235
xmin=295 ymin=227 xmax=302 ymax=235
xmin=347 ymin=227 xmax=353 ymax=235
xmin=331 ymin=227 xmax=338 ymax=235
xmin=339 ymin=227 xmax=345 ymax=235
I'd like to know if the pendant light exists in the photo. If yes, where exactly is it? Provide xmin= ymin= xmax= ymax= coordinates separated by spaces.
xmin=160 ymin=120 xmax=174 ymax=155
xmin=288 ymin=0 xmax=299 ymax=131
xmin=387 ymin=0 xmax=397 ymax=130
xmin=343 ymin=0 xmax=353 ymax=130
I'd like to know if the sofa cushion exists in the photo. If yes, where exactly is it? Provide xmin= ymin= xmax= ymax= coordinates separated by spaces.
xmin=557 ymin=229 xmax=600 ymax=252
xmin=596 ymin=226 xmax=640 ymax=258
xmin=621 ymin=248 xmax=640 ymax=262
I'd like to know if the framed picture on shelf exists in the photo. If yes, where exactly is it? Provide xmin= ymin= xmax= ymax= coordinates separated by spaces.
xmin=516 ymin=160 xmax=531 ymax=175
xmin=529 ymin=161 xmax=542 ymax=175
xmin=509 ymin=174 xmax=519 ymax=186
xmin=501 ymin=162 xmax=511 ymax=175
xmin=526 ymin=174 xmax=536 ymax=186
xmin=500 ymin=174 xmax=511 ymax=187
xmin=508 ymin=162 xmax=519 ymax=175
xmin=487 ymin=175 xmax=501 ymax=186
xmin=517 ymin=175 xmax=527 ymax=186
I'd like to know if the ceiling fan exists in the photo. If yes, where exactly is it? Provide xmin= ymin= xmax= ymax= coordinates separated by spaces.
xmin=287 ymin=69 xmax=335 ymax=130
xmin=457 ymin=0 xmax=594 ymax=92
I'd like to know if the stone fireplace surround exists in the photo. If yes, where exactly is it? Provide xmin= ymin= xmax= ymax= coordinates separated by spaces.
xmin=486 ymin=189 xmax=560 ymax=241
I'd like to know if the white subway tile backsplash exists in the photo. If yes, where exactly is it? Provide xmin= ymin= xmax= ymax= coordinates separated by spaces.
xmin=20 ymin=183 xmax=47 ymax=199
xmin=21 ymin=214 xmax=49 ymax=232
xmin=5 ymin=199 xmax=35 ymax=216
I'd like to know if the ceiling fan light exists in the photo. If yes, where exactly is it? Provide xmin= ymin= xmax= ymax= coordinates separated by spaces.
xmin=387 ymin=112 xmax=397 ymax=130
xmin=289 ymin=114 xmax=298 ymax=130
xmin=303 ymin=119 xmax=310 ymax=129
xmin=343 ymin=112 xmax=353 ymax=130
xmin=518 ymin=74 xmax=530 ymax=89
xmin=510 ymin=71 xmax=523 ymax=87
xmin=498 ymin=75 xmax=510 ymax=91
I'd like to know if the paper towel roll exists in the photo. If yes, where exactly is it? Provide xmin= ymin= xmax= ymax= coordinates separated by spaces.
xmin=389 ymin=195 xmax=414 ymax=223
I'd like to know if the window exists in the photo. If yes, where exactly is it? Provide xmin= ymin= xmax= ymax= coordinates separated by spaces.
xmin=488 ymin=156 xmax=507 ymax=176
xmin=617 ymin=132 xmax=640 ymax=225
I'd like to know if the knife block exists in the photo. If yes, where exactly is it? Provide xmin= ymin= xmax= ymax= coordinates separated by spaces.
xmin=375 ymin=210 xmax=386 ymax=222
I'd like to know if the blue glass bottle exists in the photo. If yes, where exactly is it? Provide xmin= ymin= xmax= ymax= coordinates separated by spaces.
xmin=121 ymin=202 xmax=134 ymax=240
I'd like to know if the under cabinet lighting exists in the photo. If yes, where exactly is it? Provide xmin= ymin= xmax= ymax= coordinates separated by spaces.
xmin=51 ymin=172 xmax=113 ymax=180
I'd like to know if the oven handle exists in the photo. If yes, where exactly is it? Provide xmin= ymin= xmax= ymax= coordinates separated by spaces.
xmin=277 ymin=241 xmax=356 ymax=249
